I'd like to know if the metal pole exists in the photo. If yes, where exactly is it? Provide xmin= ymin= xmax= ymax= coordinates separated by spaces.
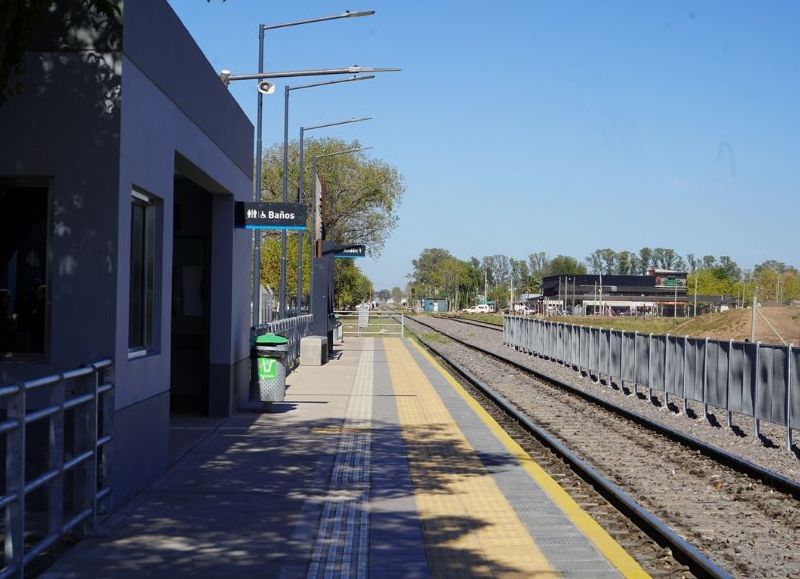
xmin=279 ymin=85 xmax=290 ymax=318
xmin=253 ymin=25 xmax=265 ymax=327
xmin=310 ymin=156 xmax=318 ymax=317
xmin=693 ymin=277 xmax=698 ymax=317
xmin=673 ymin=283 xmax=677 ymax=318
xmin=751 ymin=287 xmax=758 ymax=343
xmin=296 ymin=127 xmax=305 ymax=315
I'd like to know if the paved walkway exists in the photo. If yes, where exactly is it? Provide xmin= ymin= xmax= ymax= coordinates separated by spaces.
xmin=43 ymin=338 xmax=645 ymax=578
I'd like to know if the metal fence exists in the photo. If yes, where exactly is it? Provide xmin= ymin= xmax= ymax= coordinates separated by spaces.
xmin=254 ymin=314 xmax=313 ymax=366
xmin=334 ymin=310 xmax=405 ymax=338
xmin=504 ymin=316 xmax=799 ymax=450
xmin=1 ymin=359 xmax=114 ymax=578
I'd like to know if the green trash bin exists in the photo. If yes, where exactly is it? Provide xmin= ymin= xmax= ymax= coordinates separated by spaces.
xmin=254 ymin=333 xmax=289 ymax=408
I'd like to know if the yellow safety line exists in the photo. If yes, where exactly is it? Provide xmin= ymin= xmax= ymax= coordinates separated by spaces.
xmin=409 ymin=338 xmax=650 ymax=579
xmin=384 ymin=338 xmax=557 ymax=578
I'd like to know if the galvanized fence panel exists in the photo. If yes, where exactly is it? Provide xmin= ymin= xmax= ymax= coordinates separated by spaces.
xmin=650 ymin=334 xmax=666 ymax=391
xmin=666 ymin=336 xmax=684 ymax=396
xmin=503 ymin=318 xmax=798 ymax=449
xmin=756 ymin=344 xmax=787 ymax=425
xmin=597 ymin=328 xmax=609 ymax=378
xmin=1 ymin=360 xmax=114 ymax=578
xmin=634 ymin=333 xmax=649 ymax=387
xmin=621 ymin=332 xmax=636 ymax=383
xmin=716 ymin=340 xmax=732 ymax=410
xmin=609 ymin=331 xmax=622 ymax=384
xmin=683 ymin=338 xmax=702 ymax=403
xmin=730 ymin=342 xmax=758 ymax=416
xmin=790 ymin=346 xmax=800 ymax=430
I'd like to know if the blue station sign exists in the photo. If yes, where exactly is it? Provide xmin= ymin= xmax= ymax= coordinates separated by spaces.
xmin=235 ymin=202 xmax=307 ymax=230
xmin=334 ymin=244 xmax=366 ymax=259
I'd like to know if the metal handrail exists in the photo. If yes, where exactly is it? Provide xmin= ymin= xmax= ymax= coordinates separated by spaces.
xmin=253 ymin=314 xmax=313 ymax=367
xmin=0 ymin=358 xmax=114 ymax=578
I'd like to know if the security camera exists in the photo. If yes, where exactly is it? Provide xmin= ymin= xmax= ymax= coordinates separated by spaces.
xmin=257 ymin=81 xmax=276 ymax=95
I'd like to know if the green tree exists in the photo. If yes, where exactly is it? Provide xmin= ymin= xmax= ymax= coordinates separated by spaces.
xmin=638 ymin=247 xmax=653 ymax=273
xmin=335 ymin=260 xmax=373 ymax=309
xmin=1 ymin=0 xmax=121 ymax=106
xmin=261 ymin=137 xmax=404 ymax=257
xmin=527 ymin=252 xmax=549 ymax=292
xmin=390 ymin=287 xmax=403 ymax=302
xmin=617 ymin=250 xmax=638 ymax=275
xmin=546 ymin=255 xmax=587 ymax=276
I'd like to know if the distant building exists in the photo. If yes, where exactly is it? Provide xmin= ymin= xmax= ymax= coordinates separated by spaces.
xmin=541 ymin=271 xmax=689 ymax=316
xmin=417 ymin=298 xmax=449 ymax=313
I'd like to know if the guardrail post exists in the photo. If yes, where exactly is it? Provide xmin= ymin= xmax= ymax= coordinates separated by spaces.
xmin=49 ymin=374 xmax=65 ymax=539
xmin=647 ymin=333 xmax=653 ymax=404
xmin=754 ymin=341 xmax=761 ymax=440
xmin=703 ymin=337 xmax=709 ymax=418
xmin=664 ymin=334 xmax=670 ymax=410
xmin=6 ymin=384 xmax=25 ymax=575
xmin=85 ymin=366 xmax=100 ymax=531
xmin=632 ymin=331 xmax=638 ymax=397
xmin=619 ymin=330 xmax=625 ymax=392
xmin=786 ymin=343 xmax=793 ymax=451
xmin=726 ymin=339 xmax=733 ymax=429
xmin=682 ymin=336 xmax=688 ymax=417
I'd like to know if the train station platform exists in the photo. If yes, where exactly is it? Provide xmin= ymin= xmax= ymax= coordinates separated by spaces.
xmin=44 ymin=338 xmax=645 ymax=578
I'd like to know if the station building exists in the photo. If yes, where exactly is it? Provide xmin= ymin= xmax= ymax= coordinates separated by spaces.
xmin=0 ymin=1 xmax=254 ymax=506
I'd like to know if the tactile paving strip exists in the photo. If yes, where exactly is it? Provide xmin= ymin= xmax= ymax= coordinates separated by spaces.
xmin=306 ymin=339 xmax=374 ymax=578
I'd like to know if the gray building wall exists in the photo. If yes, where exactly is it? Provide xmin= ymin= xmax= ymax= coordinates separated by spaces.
xmin=0 ymin=0 xmax=254 ymax=508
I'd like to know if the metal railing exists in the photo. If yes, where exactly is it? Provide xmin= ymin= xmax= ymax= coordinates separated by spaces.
xmin=334 ymin=310 xmax=405 ymax=338
xmin=505 ymin=316 xmax=799 ymax=450
xmin=0 ymin=359 xmax=114 ymax=578
xmin=253 ymin=314 xmax=313 ymax=366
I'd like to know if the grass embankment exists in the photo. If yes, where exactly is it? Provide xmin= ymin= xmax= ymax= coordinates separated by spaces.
xmin=545 ymin=306 xmax=800 ymax=345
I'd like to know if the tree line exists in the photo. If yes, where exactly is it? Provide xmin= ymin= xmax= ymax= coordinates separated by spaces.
xmin=406 ymin=247 xmax=800 ymax=311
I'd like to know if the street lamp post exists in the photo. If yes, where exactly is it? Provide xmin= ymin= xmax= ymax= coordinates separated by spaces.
xmin=249 ymin=8 xmax=375 ymax=326
xmin=296 ymin=116 xmax=372 ymax=315
xmin=279 ymin=75 xmax=374 ymax=318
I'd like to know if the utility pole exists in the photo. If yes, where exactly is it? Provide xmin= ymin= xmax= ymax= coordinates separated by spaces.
xmin=693 ymin=277 xmax=698 ymax=317
xmin=484 ymin=269 xmax=488 ymax=302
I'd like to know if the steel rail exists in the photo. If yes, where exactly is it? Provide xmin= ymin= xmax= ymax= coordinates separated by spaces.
xmin=437 ymin=315 xmax=503 ymax=331
xmin=405 ymin=320 xmax=731 ymax=579
xmin=407 ymin=314 xmax=800 ymax=499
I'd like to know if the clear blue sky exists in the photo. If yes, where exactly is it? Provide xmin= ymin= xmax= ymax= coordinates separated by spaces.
xmin=167 ymin=1 xmax=800 ymax=289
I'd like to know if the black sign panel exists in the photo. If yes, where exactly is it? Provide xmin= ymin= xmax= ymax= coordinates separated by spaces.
xmin=235 ymin=202 xmax=307 ymax=230
xmin=334 ymin=244 xmax=366 ymax=259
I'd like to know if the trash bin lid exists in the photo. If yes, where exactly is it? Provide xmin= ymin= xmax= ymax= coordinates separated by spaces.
xmin=256 ymin=333 xmax=289 ymax=346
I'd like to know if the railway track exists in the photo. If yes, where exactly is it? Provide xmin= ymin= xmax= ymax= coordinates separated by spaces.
xmin=404 ymin=314 xmax=800 ymax=578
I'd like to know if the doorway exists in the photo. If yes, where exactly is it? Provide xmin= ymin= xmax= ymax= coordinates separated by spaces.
xmin=170 ymin=175 xmax=212 ymax=415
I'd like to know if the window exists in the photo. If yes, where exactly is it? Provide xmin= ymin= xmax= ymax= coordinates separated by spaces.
xmin=129 ymin=189 xmax=158 ymax=351
xmin=0 ymin=178 xmax=49 ymax=358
